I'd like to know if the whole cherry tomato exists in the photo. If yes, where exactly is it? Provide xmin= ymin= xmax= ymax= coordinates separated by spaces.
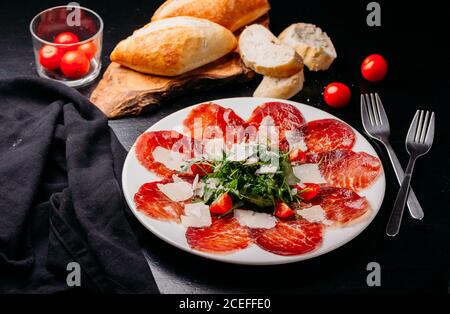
xmin=39 ymin=45 xmax=63 ymax=70
xmin=77 ymin=41 xmax=97 ymax=60
xmin=54 ymin=32 xmax=80 ymax=50
xmin=274 ymin=201 xmax=295 ymax=219
xmin=324 ymin=82 xmax=351 ymax=108
xmin=361 ymin=54 xmax=388 ymax=82
xmin=60 ymin=50 xmax=90 ymax=79
xmin=209 ymin=192 xmax=233 ymax=215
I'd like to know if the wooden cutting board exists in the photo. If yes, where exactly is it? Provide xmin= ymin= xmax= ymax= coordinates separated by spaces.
xmin=90 ymin=52 xmax=255 ymax=119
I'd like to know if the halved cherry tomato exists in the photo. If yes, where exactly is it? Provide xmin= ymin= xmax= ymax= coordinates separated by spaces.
xmin=77 ymin=41 xmax=97 ymax=60
xmin=54 ymin=31 xmax=80 ymax=49
xmin=39 ymin=45 xmax=63 ymax=70
xmin=274 ymin=201 xmax=295 ymax=219
xmin=191 ymin=163 xmax=213 ymax=177
xmin=210 ymin=192 xmax=233 ymax=215
xmin=296 ymin=183 xmax=321 ymax=201
xmin=324 ymin=82 xmax=351 ymax=108
xmin=361 ymin=54 xmax=388 ymax=82
xmin=60 ymin=50 xmax=90 ymax=79
xmin=289 ymin=148 xmax=307 ymax=163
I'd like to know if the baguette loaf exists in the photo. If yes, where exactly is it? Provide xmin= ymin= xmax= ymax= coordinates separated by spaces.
xmin=279 ymin=23 xmax=336 ymax=71
xmin=110 ymin=17 xmax=237 ymax=76
xmin=253 ymin=70 xmax=304 ymax=99
xmin=239 ymin=24 xmax=303 ymax=78
xmin=151 ymin=0 xmax=270 ymax=32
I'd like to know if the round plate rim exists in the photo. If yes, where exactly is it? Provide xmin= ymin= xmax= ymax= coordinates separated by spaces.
xmin=122 ymin=97 xmax=386 ymax=265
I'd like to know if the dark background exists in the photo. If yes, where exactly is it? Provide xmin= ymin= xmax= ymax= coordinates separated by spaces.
xmin=0 ymin=0 xmax=449 ymax=293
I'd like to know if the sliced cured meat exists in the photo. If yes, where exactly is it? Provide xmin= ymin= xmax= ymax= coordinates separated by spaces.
xmin=247 ymin=102 xmax=306 ymax=151
xmin=183 ymin=102 xmax=248 ymax=144
xmin=186 ymin=217 xmax=251 ymax=254
xmin=135 ymin=130 xmax=196 ymax=179
xmin=254 ymin=219 xmax=323 ymax=256
xmin=311 ymin=187 xmax=370 ymax=226
xmin=307 ymin=149 xmax=381 ymax=191
xmin=134 ymin=180 xmax=185 ymax=222
xmin=302 ymin=119 xmax=356 ymax=153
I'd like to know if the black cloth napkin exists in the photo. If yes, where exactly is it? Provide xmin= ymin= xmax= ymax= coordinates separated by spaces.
xmin=0 ymin=77 xmax=159 ymax=293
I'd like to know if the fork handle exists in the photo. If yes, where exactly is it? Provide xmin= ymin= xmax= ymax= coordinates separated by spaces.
xmin=386 ymin=157 xmax=417 ymax=237
xmin=384 ymin=143 xmax=424 ymax=220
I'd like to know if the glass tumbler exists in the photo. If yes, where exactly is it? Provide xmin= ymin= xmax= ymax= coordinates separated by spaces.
xmin=30 ymin=5 xmax=103 ymax=88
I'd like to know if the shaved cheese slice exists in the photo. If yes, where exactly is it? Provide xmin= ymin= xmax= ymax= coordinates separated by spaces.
xmin=234 ymin=209 xmax=277 ymax=229
xmin=256 ymin=164 xmax=278 ymax=174
xmin=284 ymin=129 xmax=307 ymax=151
xmin=203 ymin=138 xmax=225 ymax=160
xmin=152 ymin=146 xmax=187 ymax=171
xmin=181 ymin=203 xmax=212 ymax=228
xmin=293 ymin=163 xmax=327 ymax=184
xmin=297 ymin=205 xmax=331 ymax=225
xmin=157 ymin=181 xmax=193 ymax=202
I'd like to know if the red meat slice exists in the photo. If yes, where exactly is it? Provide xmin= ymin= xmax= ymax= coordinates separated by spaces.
xmin=183 ymin=102 xmax=248 ymax=144
xmin=247 ymin=102 xmax=306 ymax=151
xmin=302 ymin=119 xmax=356 ymax=153
xmin=254 ymin=219 xmax=323 ymax=256
xmin=134 ymin=180 xmax=185 ymax=222
xmin=311 ymin=187 xmax=371 ymax=226
xmin=135 ymin=130 xmax=196 ymax=179
xmin=307 ymin=150 xmax=381 ymax=192
xmin=186 ymin=217 xmax=251 ymax=254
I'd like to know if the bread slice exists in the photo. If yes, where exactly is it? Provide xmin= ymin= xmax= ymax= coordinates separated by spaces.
xmin=110 ymin=17 xmax=237 ymax=76
xmin=239 ymin=24 xmax=303 ymax=78
xmin=279 ymin=23 xmax=336 ymax=71
xmin=254 ymin=70 xmax=304 ymax=99
xmin=152 ymin=0 xmax=271 ymax=32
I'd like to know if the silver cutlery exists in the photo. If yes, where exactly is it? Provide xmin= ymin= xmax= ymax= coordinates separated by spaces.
xmin=386 ymin=110 xmax=435 ymax=237
xmin=361 ymin=93 xmax=424 ymax=220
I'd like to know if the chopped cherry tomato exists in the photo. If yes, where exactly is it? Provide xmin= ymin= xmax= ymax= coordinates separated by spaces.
xmin=296 ymin=183 xmax=321 ymax=201
xmin=289 ymin=148 xmax=307 ymax=163
xmin=191 ymin=163 xmax=213 ymax=177
xmin=39 ymin=45 xmax=63 ymax=70
xmin=60 ymin=50 xmax=90 ymax=79
xmin=54 ymin=31 xmax=80 ymax=49
xmin=77 ymin=41 xmax=97 ymax=60
xmin=210 ymin=193 xmax=233 ymax=215
xmin=274 ymin=201 xmax=295 ymax=219
xmin=324 ymin=82 xmax=351 ymax=108
xmin=361 ymin=54 xmax=388 ymax=82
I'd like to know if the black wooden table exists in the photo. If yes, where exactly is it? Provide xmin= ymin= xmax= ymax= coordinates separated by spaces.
xmin=1 ymin=0 xmax=449 ymax=293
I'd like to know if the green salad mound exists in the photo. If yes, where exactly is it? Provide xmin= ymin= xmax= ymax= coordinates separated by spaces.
xmin=183 ymin=144 xmax=303 ymax=213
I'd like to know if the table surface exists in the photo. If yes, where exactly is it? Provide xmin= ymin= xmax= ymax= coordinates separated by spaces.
xmin=1 ymin=0 xmax=449 ymax=293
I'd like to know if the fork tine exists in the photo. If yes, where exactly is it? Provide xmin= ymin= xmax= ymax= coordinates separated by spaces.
xmin=424 ymin=112 xmax=435 ymax=146
xmin=365 ymin=94 xmax=375 ymax=125
xmin=375 ymin=93 xmax=389 ymax=127
xmin=360 ymin=95 xmax=370 ymax=127
xmin=419 ymin=111 xmax=430 ymax=143
xmin=407 ymin=110 xmax=421 ymax=143
xmin=415 ymin=110 xmax=424 ymax=142
xmin=370 ymin=93 xmax=381 ymax=125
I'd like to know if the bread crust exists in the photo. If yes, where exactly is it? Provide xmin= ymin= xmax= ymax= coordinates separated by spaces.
xmin=110 ymin=17 xmax=237 ymax=76
xmin=152 ymin=0 xmax=270 ymax=32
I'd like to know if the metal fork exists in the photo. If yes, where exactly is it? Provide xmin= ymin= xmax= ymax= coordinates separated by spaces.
xmin=361 ymin=93 xmax=424 ymax=220
xmin=386 ymin=110 xmax=435 ymax=236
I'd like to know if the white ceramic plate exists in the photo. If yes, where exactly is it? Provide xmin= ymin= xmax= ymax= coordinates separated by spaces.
xmin=122 ymin=97 xmax=385 ymax=265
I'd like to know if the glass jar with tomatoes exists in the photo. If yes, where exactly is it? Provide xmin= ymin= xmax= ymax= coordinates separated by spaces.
xmin=30 ymin=5 xmax=103 ymax=88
